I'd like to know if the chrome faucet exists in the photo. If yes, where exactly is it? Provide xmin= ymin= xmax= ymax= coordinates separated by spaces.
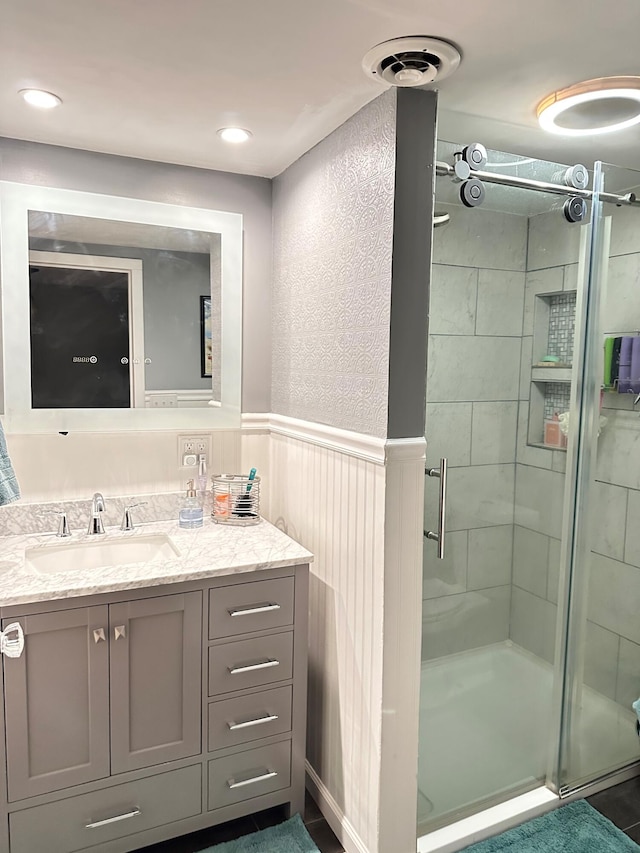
xmin=87 ymin=492 xmax=106 ymax=535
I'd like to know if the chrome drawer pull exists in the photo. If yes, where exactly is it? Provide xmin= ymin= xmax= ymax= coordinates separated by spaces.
xmin=86 ymin=807 xmax=141 ymax=829
xmin=229 ymin=659 xmax=280 ymax=675
xmin=227 ymin=769 xmax=277 ymax=789
xmin=228 ymin=603 xmax=281 ymax=617
xmin=228 ymin=713 xmax=279 ymax=730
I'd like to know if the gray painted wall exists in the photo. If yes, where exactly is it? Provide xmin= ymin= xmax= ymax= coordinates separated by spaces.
xmin=387 ymin=89 xmax=437 ymax=439
xmin=0 ymin=137 xmax=272 ymax=412
xmin=271 ymin=90 xmax=397 ymax=438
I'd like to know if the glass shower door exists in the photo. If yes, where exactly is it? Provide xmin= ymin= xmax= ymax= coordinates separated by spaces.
xmin=419 ymin=143 xmax=589 ymax=832
xmin=559 ymin=161 xmax=640 ymax=791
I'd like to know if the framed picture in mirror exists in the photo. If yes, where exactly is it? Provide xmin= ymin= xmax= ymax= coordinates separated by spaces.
xmin=200 ymin=295 xmax=212 ymax=378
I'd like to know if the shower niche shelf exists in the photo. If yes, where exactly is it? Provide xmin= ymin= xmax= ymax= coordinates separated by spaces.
xmin=531 ymin=367 xmax=572 ymax=383
xmin=526 ymin=289 xmax=576 ymax=451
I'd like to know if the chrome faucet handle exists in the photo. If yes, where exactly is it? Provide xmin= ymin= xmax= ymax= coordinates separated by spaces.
xmin=92 ymin=492 xmax=105 ymax=513
xmin=41 ymin=510 xmax=71 ymax=538
xmin=87 ymin=492 xmax=106 ymax=535
xmin=120 ymin=502 xmax=147 ymax=532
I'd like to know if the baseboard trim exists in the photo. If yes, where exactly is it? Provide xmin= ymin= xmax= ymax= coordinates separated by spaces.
xmin=306 ymin=762 xmax=370 ymax=853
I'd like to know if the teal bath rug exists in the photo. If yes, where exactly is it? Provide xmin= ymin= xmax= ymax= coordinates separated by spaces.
xmin=203 ymin=814 xmax=320 ymax=853
xmin=462 ymin=800 xmax=640 ymax=852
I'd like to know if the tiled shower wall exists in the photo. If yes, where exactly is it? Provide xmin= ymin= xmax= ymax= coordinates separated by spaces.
xmin=422 ymin=201 xmax=526 ymax=660
xmin=512 ymin=206 xmax=640 ymax=712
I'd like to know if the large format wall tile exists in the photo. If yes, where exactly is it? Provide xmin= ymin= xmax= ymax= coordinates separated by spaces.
xmin=425 ymin=402 xmax=472 ymax=468
xmin=513 ymin=525 xmax=550 ymax=599
xmin=510 ymin=586 xmax=558 ymax=664
xmin=476 ymin=270 xmax=525 ymax=337
xmin=616 ymin=637 xmax=640 ymax=710
xmin=527 ymin=211 xmax=582 ymax=271
xmin=422 ymin=530 xmax=468 ymax=600
xmin=609 ymin=204 xmax=640 ymax=259
xmin=432 ymin=204 xmax=527 ymax=271
xmin=429 ymin=265 xmax=478 ymax=335
xmin=426 ymin=336 xmax=521 ymax=403
xmin=472 ymin=401 xmax=518 ymax=465
xmin=437 ymin=464 xmax=515 ymax=531
xmin=596 ymin=413 xmax=640 ymax=490
xmin=467 ymin=525 xmax=513 ymax=590
xmin=422 ymin=586 xmax=510 ymax=660
xmin=523 ymin=267 xmax=564 ymax=336
xmin=603 ymin=253 xmax=640 ymax=335
xmin=515 ymin=464 xmax=566 ymax=539
xmin=625 ymin=489 xmax=640 ymax=567
xmin=592 ymin=481 xmax=628 ymax=562
xmin=588 ymin=552 xmax=640 ymax=645
xmin=585 ymin=621 xmax=620 ymax=701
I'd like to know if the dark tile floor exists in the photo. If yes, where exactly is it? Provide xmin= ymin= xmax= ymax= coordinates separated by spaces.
xmin=133 ymin=791 xmax=344 ymax=852
xmin=588 ymin=776 xmax=640 ymax=843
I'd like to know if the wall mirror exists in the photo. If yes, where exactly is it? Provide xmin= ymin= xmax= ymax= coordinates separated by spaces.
xmin=0 ymin=182 xmax=242 ymax=432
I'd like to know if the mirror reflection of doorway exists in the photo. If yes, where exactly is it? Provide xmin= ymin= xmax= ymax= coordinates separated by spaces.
xmin=28 ymin=252 xmax=143 ymax=409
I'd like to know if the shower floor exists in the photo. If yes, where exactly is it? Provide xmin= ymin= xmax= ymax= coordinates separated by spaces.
xmin=418 ymin=641 xmax=640 ymax=828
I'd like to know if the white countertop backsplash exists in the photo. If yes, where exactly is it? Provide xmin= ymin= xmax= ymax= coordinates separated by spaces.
xmin=0 ymin=496 xmax=312 ymax=608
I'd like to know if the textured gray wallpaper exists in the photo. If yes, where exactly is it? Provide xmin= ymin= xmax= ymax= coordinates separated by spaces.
xmin=271 ymin=91 xmax=397 ymax=438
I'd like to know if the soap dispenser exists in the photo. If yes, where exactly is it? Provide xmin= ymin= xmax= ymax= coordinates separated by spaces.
xmin=179 ymin=479 xmax=204 ymax=529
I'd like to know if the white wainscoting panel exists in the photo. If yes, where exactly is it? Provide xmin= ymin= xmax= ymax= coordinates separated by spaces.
xmin=247 ymin=415 xmax=425 ymax=853
xmin=380 ymin=438 xmax=426 ymax=853
xmin=269 ymin=428 xmax=386 ymax=853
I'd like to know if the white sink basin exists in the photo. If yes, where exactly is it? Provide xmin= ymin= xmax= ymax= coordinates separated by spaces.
xmin=25 ymin=534 xmax=181 ymax=575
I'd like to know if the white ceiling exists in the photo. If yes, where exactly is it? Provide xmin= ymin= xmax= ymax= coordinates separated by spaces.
xmin=1 ymin=0 xmax=640 ymax=179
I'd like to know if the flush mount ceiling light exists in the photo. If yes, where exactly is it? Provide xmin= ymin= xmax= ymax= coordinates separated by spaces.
xmin=537 ymin=76 xmax=640 ymax=136
xmin=217 ymin=127 xmax=252 ymax=144
xmin=19 ymin=88 xmax=62 ymax=109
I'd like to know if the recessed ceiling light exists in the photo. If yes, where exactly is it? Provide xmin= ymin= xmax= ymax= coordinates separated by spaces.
xmin=19 ymin=88 xmax=62 ymax=109
xmin=217 ymin=127 xmax=252 ymax=144
xmin=537 ymin=76 xmax=640 ymax=136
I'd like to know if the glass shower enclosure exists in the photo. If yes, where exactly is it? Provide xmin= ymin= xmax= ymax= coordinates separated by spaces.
xmin=418 ymin=144 xmax=640 ymax=837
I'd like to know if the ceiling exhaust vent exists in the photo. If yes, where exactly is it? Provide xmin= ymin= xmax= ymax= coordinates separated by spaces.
xmin=362 ymin=36 xmax=461 ymax=88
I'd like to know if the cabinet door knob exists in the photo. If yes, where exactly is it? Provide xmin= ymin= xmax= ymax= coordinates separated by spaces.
xmin=114 ymin=625 xmax=126 ymax=641
xmin=93 ymin=628 xmax=106 ymax=644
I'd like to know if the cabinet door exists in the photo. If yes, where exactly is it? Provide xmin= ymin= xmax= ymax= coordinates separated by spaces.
xmin=3 ymin=606 xmax=110 ymax=801
xmin=109 ymin=592 xmax=202 ymax=774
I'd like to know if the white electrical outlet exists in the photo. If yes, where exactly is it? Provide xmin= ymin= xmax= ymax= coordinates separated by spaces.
xmin=178 ymin=435 xmax=211 ymax=469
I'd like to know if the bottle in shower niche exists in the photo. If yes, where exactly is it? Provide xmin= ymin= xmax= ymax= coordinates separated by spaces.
xmin=179 ymin=479 xmax=204 ymax=529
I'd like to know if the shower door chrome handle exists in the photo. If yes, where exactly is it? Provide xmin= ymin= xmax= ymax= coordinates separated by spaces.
xmin=425 ymin=457 xmax=448 ymax=560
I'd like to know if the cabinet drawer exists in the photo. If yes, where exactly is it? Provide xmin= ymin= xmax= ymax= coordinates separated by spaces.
xmin=208 ymin=740 xmax=291 ymax=810
xmin=9 ymin=764 xmax=201 ymax=853
xmin=209 ymin=577 xmax=294 ymax=639
xmin=208 ymin=685 xmax=293 ymax=751
xmin=208 ymin=632 xmax=294 ymax=696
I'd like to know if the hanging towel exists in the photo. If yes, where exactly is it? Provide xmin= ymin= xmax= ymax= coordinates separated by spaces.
xmin=0 ymin=421 xmax=20 ymax=506
xmin=611 ymin=337 xmax=623 ymax=387
xmin=631 ymin=337 xmax=640 ymax=395
xmin=604 ymin=337 xmax=615 ymax=387
xmin=618 ymin=336 xmax=633 ymax=393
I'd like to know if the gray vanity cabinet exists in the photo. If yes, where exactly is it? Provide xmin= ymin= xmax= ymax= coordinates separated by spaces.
xmin=2 ymin=592 xmax=201 ymax=801
xmin=3 ymin=606 xmax=111 ymax=801
xmin=0 ymin=564 xmax=308 ymax=853
xmin=109 ymin=592 xmax=201 ymax=774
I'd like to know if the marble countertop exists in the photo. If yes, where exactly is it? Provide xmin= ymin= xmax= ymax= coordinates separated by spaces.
xmin=0 ymin=517 xmax=313 ymax=608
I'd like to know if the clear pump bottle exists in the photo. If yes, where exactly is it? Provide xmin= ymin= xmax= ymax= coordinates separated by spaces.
xmin=179 ymin=479 xmax=204 ymax=529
